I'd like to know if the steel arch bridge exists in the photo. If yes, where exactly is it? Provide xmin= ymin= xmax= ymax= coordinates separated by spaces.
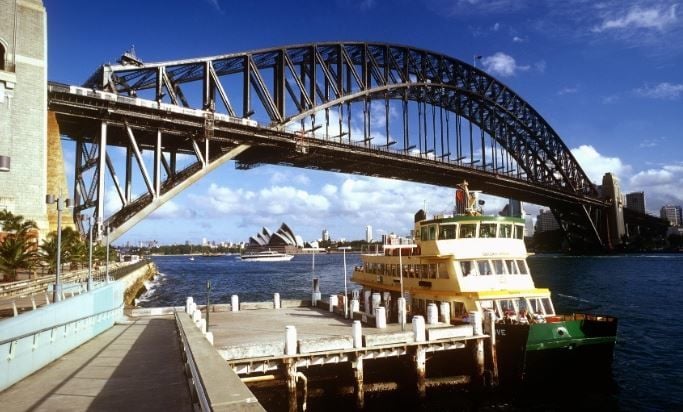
xmin=49 ymin=42 xmax=622 ymax=250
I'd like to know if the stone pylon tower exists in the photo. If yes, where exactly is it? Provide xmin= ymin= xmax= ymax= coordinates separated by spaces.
xmin=0 ymin=0 xmax=67 ymax=238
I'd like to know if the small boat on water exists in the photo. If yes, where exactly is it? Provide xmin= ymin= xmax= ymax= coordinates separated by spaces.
xmin=240 ymin=250 xmax=294 ymax=262
xmin=351 ymin=181 xmax=617 ymax=383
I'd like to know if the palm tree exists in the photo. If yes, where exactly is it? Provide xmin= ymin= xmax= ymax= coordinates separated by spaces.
xmin=0 ymin=211 xmax=39 ymax=281
xmin=0 ymin=234 xmax=36 ymax=281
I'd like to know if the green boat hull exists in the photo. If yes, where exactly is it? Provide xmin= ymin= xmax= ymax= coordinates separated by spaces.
xmin=495 ymin=314 xmax=617 ymax=384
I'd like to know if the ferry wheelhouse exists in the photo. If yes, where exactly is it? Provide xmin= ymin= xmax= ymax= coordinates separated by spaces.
xmin=351 ymin=182 xmax=617 ymax=382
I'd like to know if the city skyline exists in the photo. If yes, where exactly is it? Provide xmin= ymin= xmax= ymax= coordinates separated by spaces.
xmin=45 ymin=0 xmax=683 ymax=245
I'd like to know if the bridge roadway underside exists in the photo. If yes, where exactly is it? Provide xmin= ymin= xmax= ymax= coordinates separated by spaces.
xmin=0 ymin=316 xmax=192 ymax=411
xmin=49 ymin=91 xmax=605 ymax=212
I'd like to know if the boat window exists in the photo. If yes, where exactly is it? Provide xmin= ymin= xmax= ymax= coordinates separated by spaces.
xmin=504 ymin=260 xmax=519 ymax=274
xmin=479 ymin=223 xmax=496 ymax=238
xmin=477 ymin=260 xmax=492 ymax=276
xmin=459 ymin=223 xmax=477 ymax=238
xmin=438 ymin=263 xmax=448 ymax=279
xmin=460 ymin=260 xmax=477 ymax=276
xmin=429 ymin=263 xmax=437 ymax=279
xmin=439 ymin=224 xmax=456 ymax=240
xmin=452 ymin=301 xmax=467 ymax=318
xmin=527 ymin=298 xmax=543 ymax=314
xmin=514 ymin=224 xmax=525 ymax=239
xmin=498 ymin=224 xmax=513 ymax=238
xmin=420 ymin=226 xmax=429 ymax=241
xmin=516 ymin=260 xmax=529 ymax=274
xmin=542 ymin=298 xmax=555 ymax=315
xmin=428 ymin=225 xmax=437 ymax=240
xmin=492 ymin=260 xmax=505 ymax=274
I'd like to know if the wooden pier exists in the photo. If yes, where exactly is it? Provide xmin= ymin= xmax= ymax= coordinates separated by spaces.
xmin=176 ymin=297 xmax=499 ymax=411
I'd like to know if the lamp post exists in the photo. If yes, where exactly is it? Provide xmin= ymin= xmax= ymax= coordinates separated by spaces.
xmin=339 ymin=246 xmax=352 ymax=318
xmin=206 ymin=280 xmax=211 ymax=333
xmin=46 ymin=194 xmax=72 ymax=302
xmin=105 ymin=225 xmax=110 ymax=283
xmin=87 ymin=216 xmax=94 ymax=291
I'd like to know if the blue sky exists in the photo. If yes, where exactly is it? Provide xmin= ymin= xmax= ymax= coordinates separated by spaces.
xmin=45 ymin=0 xmax=683 ymax=245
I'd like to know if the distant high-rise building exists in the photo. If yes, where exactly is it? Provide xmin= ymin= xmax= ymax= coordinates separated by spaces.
xmin=322 ymin=228 xmax=330 ymax=242
xmin=660 ymin=205 xmax=682 ymax=227
xmin=535 ymin=209 xmax=560 ymax=233
xmin=625 ymin=192 xmax=646 ymax=214
xmin=365 ymin=225 xmax=373 ymax=243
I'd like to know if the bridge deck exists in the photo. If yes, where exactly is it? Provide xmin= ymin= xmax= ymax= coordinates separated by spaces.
xmin=0 ymin=316 xmax=192 ymax=411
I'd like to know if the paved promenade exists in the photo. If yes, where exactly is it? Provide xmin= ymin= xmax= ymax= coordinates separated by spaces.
xmin=0 ymin=316 xmax=192 ymax=411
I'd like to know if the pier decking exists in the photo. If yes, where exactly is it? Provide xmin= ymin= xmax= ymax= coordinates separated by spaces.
xmin=0 ymin=316 xmax=192 ymax=411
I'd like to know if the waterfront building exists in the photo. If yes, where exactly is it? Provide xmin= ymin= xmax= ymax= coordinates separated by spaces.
xmin=660 ymin=205 xmax=682 ymax=227
xmin=535 ymin=209 xmax=560 ymax=233
xmin=625 ymin=192 xmax=646 ymax=214
xmin=365 ymin=225 xmax=373 ymax=243
xmin=322 ymin=228 xmax=329 ymax=242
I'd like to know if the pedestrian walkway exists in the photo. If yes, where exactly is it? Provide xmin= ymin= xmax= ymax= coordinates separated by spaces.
xmin=0 ymin=316 xmax=193 ymax=411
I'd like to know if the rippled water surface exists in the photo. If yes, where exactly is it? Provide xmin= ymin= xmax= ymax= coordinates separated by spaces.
xmin=141 ymin=253 xmax=683 ymax=411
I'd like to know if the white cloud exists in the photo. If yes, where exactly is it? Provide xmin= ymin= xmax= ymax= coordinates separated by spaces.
xmin=628 ymin=164 xmax=683 ymax=210
xmin=592 ymin=4 xmax=678 ymax=32
xmin=512 ymin=36 xmax=525 ymax=43
xmin=492 ymin=22 xmax=501 ymax=31
xmin=601 ymin=94 xmax=620 ymax=104
xmin=204 ymin=0 xmax=223 ymax=13
xmin=634 ymin=82 xmax=683 ymax=99
xmin=481 ymin=52 xmax=530 ymax=77
xmin=557 ymin=86 xmax=578 ymax=95
xmin=570 ymin=145 xmax=630 ymax=183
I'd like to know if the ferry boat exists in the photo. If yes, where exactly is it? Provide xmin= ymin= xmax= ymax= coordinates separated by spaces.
xmin=351 ymin=181 xmax=617 ymax=383
xmin=240 ymin=250 xmax=294 ymax=262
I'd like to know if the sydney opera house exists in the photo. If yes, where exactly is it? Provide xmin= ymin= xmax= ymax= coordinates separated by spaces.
xmin=246 ymin=223 xmax=304 ymax=254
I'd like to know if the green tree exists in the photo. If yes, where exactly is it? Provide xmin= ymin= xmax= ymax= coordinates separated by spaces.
xmin=0 ymin=235 xmax=36 ymax=281
xmin=0 ymin=210 xmax=39 ymax=281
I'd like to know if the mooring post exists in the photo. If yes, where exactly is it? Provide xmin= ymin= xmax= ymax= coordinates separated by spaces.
xmin=274 ymin=292 xmax=281 ymax=309
xmin=352 ymin=320 xmax=363 ymax=348
xmin=285 ymin=360 xmax=298 ymax=412
xmin=231 ymin=294 xmax=239 ymax=312
xmin=350 ymin=298 xmax=359 ymax=315
xmin=397 ymin=297 xmax=407 ymax=330
xmin=439 ymin=301 xmax=451 ymax=324
xmin=427 ymin=303 xmax=438 ymax=325
xmin=353 ymin=355 xmax=365 ymax=409
xmin=285 ymin=325 xmax=298 ymax=356
xmin=185 ymin=297 xmax=193 ymax=314
xmin=375 ymin=306 xmax=386 ymax=328
xmin=483 ymin=310 xmax=499 ymax=386
xmin=371 ymin=293 xmax=381 ymax=315
xmin=329 ymin=294 xmax=338 ymax=313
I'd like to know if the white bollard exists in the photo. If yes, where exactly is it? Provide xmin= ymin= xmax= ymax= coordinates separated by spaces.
xmin=469 ymin=311 xmax=483 ymax=335
xmin=273 ymin=293 xmax=281 ymax=309
xmin=371 ymin=293 xmax=381 ymax=315
xmin=439 ymin=302 xmax=451 ymax=324
xmin=285 ymin=325 xmax=298 ymax=355
xmin=350 ymin=299 xmax=360 ymax=314
xmin=231 ymin=295 xmax=239 ymax=312
xmin=363 ymin=290 xmax=371 ymax=314
xmin=397 ymin=297 xmax=407 ymax=327
xmin=205 ymin=331 xmax=214 ymax=346
xmin=375 ymin=306 xmax=387 ymax=329
xmin=412 ymin=315 xmax=426 ymax=342
xmin=427 ymin=303 xmax=439 ymax=325
xmin=329 ymin=294 xmax=338 ymax=312
xmin=352 ymin=320 xmax=363 ymax=348
xmin=186 ymin=297 xmax=194 ymax=314
xmin=198 ymin=318 xmax=207 ymax=334
xmin=192 ymin=309 xmax=202 ymax=323
xmin=190 ymin=302 xmax=196 ymax=315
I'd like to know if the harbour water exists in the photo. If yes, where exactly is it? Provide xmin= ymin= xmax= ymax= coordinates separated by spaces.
xmin=140 ymin=253 xmax=683 ymax=411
